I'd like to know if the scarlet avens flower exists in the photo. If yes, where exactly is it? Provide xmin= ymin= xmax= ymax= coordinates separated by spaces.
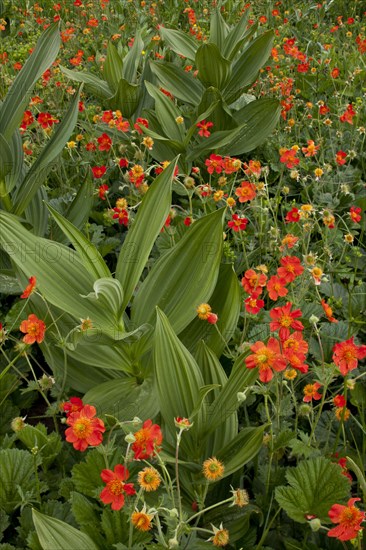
xmin=303 ymin=382 xmax=322 ymax=402
xmin=241 ymin=269 xmax=267 ymax=295
xmin=327 ymin=498 xmax=365 ymax=541
xmin=197 ymin=303 xmax=212 ymax=320
xmin=321 ymin=299 xmax=337 ymax=323
xmin=97 ymin=132 xmax=112 ymax=152
xmin=21 ymin=276 xmax=36 ymax=299
xmin=61 ymin=396 xmax=83 ymax=417
xmin=335 ymin=150 xmax=347 ymax=165
xmin=131 ymin=507 xmax=154 ymax=531
xmin=245 ymin=337 xmax=287 ymax=382
xmin=302 ymin=139 xmax=320 ymax=157
xmin=205 ymin=154 xmax=223 ymax=174
xmin=349 ymin=206 xmax=362 ymax=223
xmin=137 ymin=467 xmax=161 ymax=492
xmin=196 ymin=119 xmax=213 ymax=137
xmin=132 ymin=419 xmax=163 ymax=460
xmin=19 ymin=314 xmax=46 ymax=345
xmin=285 ymin=207 xmax=300 ymax=223
xmin=244 ymin=292 xmax=265 ymax=314
xmin=100 ymin=464 xmax=136 ymax=510
xmin=332 ymin=337 xmax=366 ymax=375
xmin=91 ymin=165 xmax=107 ymax=178
xmin=333 ymin=395 xmax=346 ymax=408
xmin=202 ymin=457 xmax=225 ymax=481
xmin=266 ymin=275 xmax=288 ymax=301
xmin=65 ymin=404 xmax=105 ymax=451
xmin=279 ymin=146 xmax=299 ymax=168
xmin=277 ymin=256 xmax=304 ymax=283
xmin=227 ymin=214 xmax=248 ymax=232
xmin=235 ymin=181 xmax=256 ymax=202
xmin=270 ymin=302 xmax=304 ymax=340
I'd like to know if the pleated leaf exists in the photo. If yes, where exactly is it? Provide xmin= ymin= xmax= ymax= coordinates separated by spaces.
xmin=196 ymin=87 xmax=237 ymax=132
xmin=47 ymin=204 xmax=111 ymax=280
xmin=209 ymin=8 xmax=229 ymax=50
xmin=0 ymin=133 xmax=12 ymax=181
xmin=195 ymin=43 xmax=231 ymax=90
xmin=32 ymin=509 xmax=98 ymax=550
xmin=223 ymin=11 xmax=250 ymax=59
xmin=122 ymin=31 xmax=143 ymax=83
xmin=159 ymin=27 xmax=198 ymax=60
xmin=0 ymin=23 xmax=60 ymax=140
xmin=109 ymin=78 xmax=141 ymax=118
xmin=145 ymin=82 xmax=185 ymax=142
xmin=12 ymin=88 xmax=82 ymax=216
xmin=51 ymin=180 xmax=94 ymax=244
xmin=61 ymin=66 xmax=112 ymax=99
xmin=131 ymin=208 xmax=224 ymax=334
xmin=187 ymin=126 xmax=242 ymax=161
xmin=150 ymin=61 xmax=204 ymax=105
xmin=103 ymin=42 xmax=123 ymax=91
xmin=216 ymin=425 xmax=266 ymax=478
xmin=115 ymin=158 xmax=177 ymax=310
xmin=5 ymin=129 xmax=24 ymax=194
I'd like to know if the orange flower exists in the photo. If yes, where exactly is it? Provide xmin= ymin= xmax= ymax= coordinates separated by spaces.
xmin=138 ymin=467 xmax=161 ymax=491
xmin=280 ymin=234 xmax=299 ymax=252
xmin=211 ymin=524 xmax=230 ymax=547
xmin=65 ymin=404 xmax=105 ymax=451
xmin=303 ymin=382 xmax=322 ymax=402
xmin=202 ymin=457 xmax=225 ymax=481
xmin=197 ymin=303 xmax=212 ymax=320
xmin=21 ymin=276 xmax=36 ymax=299
xmin=332 ymin=337 xmax=366 ymax=375
xmin=279 ymin=146 xmax=299 ymax=168
xmin=301 ymin=140 xmax=320 ymax=157
xmin=245 ymin=337 xmax=287 ymax=382
xmin=269 ymin=302 xmax=304 ymax=340
xmin=235 ymin=181 xmax=257 ymax=202
xmin=277 ymin=255 xmax=304 ymax=283
xmin=131 ymin=507 xmax=154 ymax=531
xmin=321 ymin=299 xmax=338 ymax=323
xmin=328 ymin=498 xmax=365 ymax=541
xmin=241 ymin=269 xmax=267 ymax=295
xmin=335 ymin=407 xmax=350 ymax=421
xmin=266 ymin=275 xmax=288 ymax=301
xmin=243 ymin=159 xmax=261 ymax=178
xmin=19 ymin=314 xmax=46 ymax=345
xmin=244 ymin=292 xmax=265 ymax=314
xmin=132 ymin=419 xmax=163 ymax=460
xmin=61 ymin=396 xmax=83 ymax=417
xmin=100 ymin=464 xmax=136 ymax=510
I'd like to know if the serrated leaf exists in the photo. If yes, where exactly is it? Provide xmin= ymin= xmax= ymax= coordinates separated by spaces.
xmin=0 ymin=449 xmax=35 ymax=513
xmin=71 ymin=449 xmax=107 ymax=498
xmin=275 ymin=457 xmax=350 ymax=523
xmin=32 ymin=509 xmax=98 ymax=550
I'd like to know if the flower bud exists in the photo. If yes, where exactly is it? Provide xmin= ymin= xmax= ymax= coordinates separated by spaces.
xmin=309 ymin=518 xmax=321 ymax=532
xmin=125 ymin=433 xmax=136 ymax=444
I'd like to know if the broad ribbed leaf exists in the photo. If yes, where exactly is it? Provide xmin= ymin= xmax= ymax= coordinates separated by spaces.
xmin=84 ymin=377 xmax=159 ymax=420
xmin=0 ymin=23 xmax=60 ymax=140
xmin=109 ymin=78 xmax=141 ymax=118
xmin=116 ymin=159 xmax=177 ymax=310
xmin=180 ymin=264 xmax=241 ymax=355
xmin=225 ymin=31 xmax=274 ymax=102
xmin=103 ymin=42 xmax=123 ymax=91
xmin=216 ymin=426 xmax=266 ymax=478
xmin=82 ymin=278 xmax=124 ymax=330
xmin=0 ymin=133 xmax=12 ymax=181
xmin=47 ymin=204 xmax=111 ymax=280
xmin=13 ymin=88 xmax=82 ymax=216
xmin=5 ymin=129 xmax=24 ymax=194
xmin=24 ymin=185 xmax=48 ymax=236
xmin=222 ymin=98 xmax=280 ymax=155
xmin=159 ymin=27 xmax=198 ymax=60
xmin=145 ymin=82 xmax=184 ymax=142
xmin=32 ymin=510 xmax=98 ymax=550
xmin=209 ymin=8 xmax=229 ymax=50
xmin=153 ymin=308 xmax=205 ymax=455
xmin=58 ymin=180 xmax=94 ymax=240
xmin=197 ymin=87 xmax=237 ymax=132
xmin=195 ymin=43 xmax=231 ymax=89
xmin=150 ymin=61 xmax=204 ymax=105
xmin=187 ymin=127 xmax=241 ymax=161
xmin=123 ymin=31 xmax=143 ymax=83
xmin=132 ymin=208 xmax=224 ymax=334
xmin=61 ymin=66 xmax=112 ymax=98
xmin=205 ymin=353 xmax=258 ymax=436
xmin=0 ymin=449 xmax=35 ymax=513
xmin=275 ymin=457 xmax=351 ymax=523
xmin=223 ymin=11 xmax=250 ymax=59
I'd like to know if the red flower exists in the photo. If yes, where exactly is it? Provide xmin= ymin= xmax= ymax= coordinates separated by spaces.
xmin=112 ymin=207 xmax=129 ymax=226
xmin=132 ymin=419 xmax=163 ymax=460
xmin=98 ymin=184 xmax=109 ymax=200
xmin=328 ymin=498 xmax=365 ymax=541
xmin=62 ymin=397 xmax=84 ymax=417
xmin=269 ymin=302 xmax=304 ymax=340
xmin=243 ymin=160 xmax=261 ymax=177
xmin=235 ymin=181 xmax=256 ymax=203
xmin=331 ymin=67 xmax=340 ymax=78
xmin=244 ymin=292 xmax=265 ymax=314
xmin=335 ymin=151 xmax=347 ymax=166
xmin=197 ymin=120 xmax=213 ymax=137
xmin=65 ymin=404 xmax=105 ymax=451
xmin=21 ymin=276 xmax=36 ymax=299
xmin=303 ymin=382 xmax=322 ymax=402
xmin=277 ymin=256 xmax=304 ymax=283
xmin=183 ymin=216 xmax=192 ymax=226
xmin=282 ymin=331 xmax=308 ymax=358
xmin=333 ymin=395 xmax=346 ymax=408
xmin=285 ymin=207 xmax=300 ymax=223
xmin=21 ymin=110 xmax=34 ymax=129
xmin=92 ymin=166 xmax=107 ymax=178
xmin=301 ymin=140 xmax=320 ymax=157
xmin=207 ymin=313 xmax=218 ymax=324
xmin=349 ymin=206 xmax=362 ymax=223
xmin=321 ymin=299 xmax=338 ymax=323
xmin=319 ymin=104 xmax=330 ymax=115
xmin=19 ymin=314 xmax=46 ymax=345
xmin=97 ymin=133 xmax=112 ymax=152
xmin=332 ymin=337 xmax=366 ymax=375
xmin=340 ymin=104 xmax=356 ymax=124
xmin=227 ymin=214 xmax=248 ymax=232
xmin=37 ymin=112 xmax=59 ymax=128
xmin=119 ymin=158 xmax=129 ymax=168
xmin=241 ymin=269 xmax=267 ymax=295
xmin=266 ymin=275 xmax=288 ymax=301
xmin=205 ymin=154 xmax=223 ymax=175
xmin=134 ymin=117 xmax=149 ymax=134
xmin=100 ymin=465 xmax=136 ymax=510
xmin=245 ymin=337 xmax=287 ymax=382
xmin=101 ymin=110 xmax=114 ymax=123
xmin=279 ymin=146 xmax=299 ymax=168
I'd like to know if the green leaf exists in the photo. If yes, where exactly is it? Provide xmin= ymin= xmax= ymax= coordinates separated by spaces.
xmin=71 ymin=449 xmax=107 ymax=498
xmin=216 ymin=426 xmax=266 ymax=478
xmin=131 ymin=208 xmax=224 ymax=334
xmin=153 ymin=308 xmax=205 ymax=456
xmin=58 ymin=180 xmax=94 ymax=239
xmin=0 ymin=134 xmax=12 ymax=182
xmin=222 ymin=11 xmax=250 ymax=60
xmin=5 ymin=130 xmax=24 ymax=194
xmin=47 ymin=204 xmax=111 ymax=280
xmin=196 ymin=87 xmax=237 ymax=132
xmin=187 ymin=126 xmax=242 ymax=161
xmin=275 ymin=457 xmax=351 ymax=523
xmin=149 ymin=61 xmax=203 ymax=105
xmin=224 ymin=30 xmax=274 ymax=102
xmin=103 ymin=42 xmax=123 ymax=91
xmin=83 ymin=377 xmax=159 ymax=420
xmin=122 ymin=31 xmax=143 ymax=83
xmin=24 ymin=186 xmax=48 ymax=237
xmin=0 ymin=23 xmax=60 ymax=140
xmin=180 ymin=263 xmax=241 ymax=356
xmin=109 ymin=78 xmax=141 ymax=119
xmin=221 ymin=98 xmax=280 ymax=155
xmin=159 ymin=27 xmax=198 ymax=61
xmin=195 ymin=43 xmax=231 ymax=90
xmin=0 ymin=449 xmax=35 ymax=513
xmin=32 ymin=509 xmax=98 ymax=550
xmin=82 ymin=278 xmax=124 ymax=330
xmin=209 ymin=8 xmax=229 ymax=50
xmin=71 ymin=492 xmax=106 ymax=548
xmin=60 ymin=66 xmax=112 ymax=99
xmin=115 ymin=158 xmax=177 ymax=310
xmin=12 ymin=88 xmax=82 ymax=216
xmin=144 ymin=82 xmax=184 ymax=142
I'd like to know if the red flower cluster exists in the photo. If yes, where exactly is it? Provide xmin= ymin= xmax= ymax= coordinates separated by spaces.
xmin=339 ymin=104 xmax=356 ymax=124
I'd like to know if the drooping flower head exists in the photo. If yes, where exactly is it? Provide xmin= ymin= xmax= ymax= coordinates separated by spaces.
xmin=21 ymin=276 xmax=37 ymax=299
xmin=131 ymin=505 xmax=154 ymax=531
xmin=100 ymin=464 xmax=136 ymax=510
